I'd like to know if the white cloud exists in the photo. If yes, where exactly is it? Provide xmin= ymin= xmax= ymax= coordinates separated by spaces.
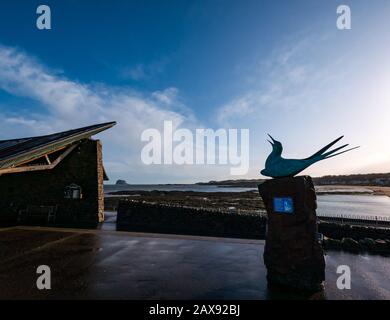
xmin=216 ymin=36 xmax=327 ymax=126
xmin=120 ymin=58 xmax=169 ymax=81
xmin=152 ymin=87 xmax=179 ymax=105
xmin=0 ymin=45 xmax=197 ymax=181
xmin=0 ymin=45 xmax=251 ymax=183
xmin=216 ymin=30 xmax=390 ymax=177
xmin=121 ymin=64 xmax=148 ymax=81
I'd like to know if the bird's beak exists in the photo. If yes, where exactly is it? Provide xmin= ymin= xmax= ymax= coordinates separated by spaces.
xmin=267 ymin=134 xmax=275 ymax=145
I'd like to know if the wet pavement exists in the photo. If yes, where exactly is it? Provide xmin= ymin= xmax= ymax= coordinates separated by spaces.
xmin=0 ymin=226 xmax=389 ymax=300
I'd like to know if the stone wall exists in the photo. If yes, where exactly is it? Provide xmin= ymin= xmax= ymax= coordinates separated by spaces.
xmin=117 ymin=200 xmax=267 ymax=239
xmin=96 ymin=140 xmax=105 ymax=222
xmin=0 ymin=139 xmax=104 ymax=226
xmin=319 ymin=222 xmax=390 ymax=240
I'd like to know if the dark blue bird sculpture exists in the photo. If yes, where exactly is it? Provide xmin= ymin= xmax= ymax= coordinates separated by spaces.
xmin=261 ymin=135 xmax=359 ymax=178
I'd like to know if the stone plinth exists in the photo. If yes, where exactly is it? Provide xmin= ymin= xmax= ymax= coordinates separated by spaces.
xmin=258 ymin=176 xmax=325 ymax=292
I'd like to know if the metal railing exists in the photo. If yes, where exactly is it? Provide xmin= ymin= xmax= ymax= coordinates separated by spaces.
xmin=317 ymin=212 xmax=390 ymax=227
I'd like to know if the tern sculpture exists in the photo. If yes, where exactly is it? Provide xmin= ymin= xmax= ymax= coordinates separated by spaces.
xmin=261 ymin=135 xmax=359 ymax=178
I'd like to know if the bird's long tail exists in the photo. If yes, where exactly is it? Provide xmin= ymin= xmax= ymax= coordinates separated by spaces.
xmin=322 ymin=145 xmax=360 ymax=159
xmin=306 ymin=136 xmax=360 ymax=160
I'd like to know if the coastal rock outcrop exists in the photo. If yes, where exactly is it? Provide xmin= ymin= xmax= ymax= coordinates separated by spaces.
xmin=341 ymin=238 xmax=360 ymax=253
xmin=324 ymin=236 xmax=390 ymax=255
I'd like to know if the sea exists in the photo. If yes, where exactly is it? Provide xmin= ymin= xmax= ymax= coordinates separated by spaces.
xmin=104 ymin=184 xmax=390 ymax=219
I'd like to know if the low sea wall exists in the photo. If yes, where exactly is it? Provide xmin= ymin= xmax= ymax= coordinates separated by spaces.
xmin=318 ymin=222 xmax=390 ymax=240
xmin=117 ymin=200 xmax=267 ymax=239
xmin=117 ymin=200 xmax=390 ymax=254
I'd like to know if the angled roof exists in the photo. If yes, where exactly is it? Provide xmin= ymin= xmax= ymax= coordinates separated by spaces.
xmin=0 ymin=122 xmax=116 ymax=170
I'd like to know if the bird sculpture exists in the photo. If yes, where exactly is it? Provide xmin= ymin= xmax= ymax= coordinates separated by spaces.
xmin=261 ymin=135 xmax=359 ymax=178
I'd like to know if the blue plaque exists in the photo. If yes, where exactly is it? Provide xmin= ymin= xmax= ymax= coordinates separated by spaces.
xmin=273 ymin=197 xmax=294 ymax=214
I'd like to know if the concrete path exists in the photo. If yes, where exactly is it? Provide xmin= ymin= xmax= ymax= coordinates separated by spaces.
xmin=0 ymin=226 xmax=389 ymax=299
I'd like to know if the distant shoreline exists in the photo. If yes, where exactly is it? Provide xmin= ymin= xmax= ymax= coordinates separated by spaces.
xmin=105 ymin=183 xmax=390 ymax=197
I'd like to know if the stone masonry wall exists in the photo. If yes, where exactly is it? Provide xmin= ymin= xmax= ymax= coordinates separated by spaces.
xmin=0 ymin=139 xmax=104 ymax=226
xmin=96 ymin=140 xmax=105 ymax=223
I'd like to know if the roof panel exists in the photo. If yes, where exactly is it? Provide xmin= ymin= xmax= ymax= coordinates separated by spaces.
xmin=0 ymin=121 xmax=116 ymax=169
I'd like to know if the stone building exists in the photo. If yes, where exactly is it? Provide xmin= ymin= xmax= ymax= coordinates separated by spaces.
xmin=0 ymin=122 xmax=116 ymax=226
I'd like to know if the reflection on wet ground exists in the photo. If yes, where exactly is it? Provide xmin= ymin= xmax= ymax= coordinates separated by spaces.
xmin=0 ymin=226 xmax=389 ymax=300
xmin=97 ymin=211 xmax=117 ymax=231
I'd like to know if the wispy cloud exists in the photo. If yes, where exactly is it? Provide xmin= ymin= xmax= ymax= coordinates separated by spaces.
xmin=0 ymin=45 xmax=191 ymax=132
xmin=0 ymin=44 xmax=196 ymax=181
xmin=216 ymin=35 xmax=333 ymax=126
xmin=0 ymin=45 xmax=253 ymax=183
xmin=120 ymin=58 xmax=169 ymax=81
xmin=216 ymin=29 xmax=390 ymax=177
xmin=121 ymin=64 xmax=148 ymax=81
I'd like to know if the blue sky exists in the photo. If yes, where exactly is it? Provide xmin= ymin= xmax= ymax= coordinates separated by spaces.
xmin=0 ymin=0 xmax=390 ymax=183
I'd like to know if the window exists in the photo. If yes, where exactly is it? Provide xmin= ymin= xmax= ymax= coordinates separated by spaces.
xmin=64 ymin=183 xmax=82 ymax=199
